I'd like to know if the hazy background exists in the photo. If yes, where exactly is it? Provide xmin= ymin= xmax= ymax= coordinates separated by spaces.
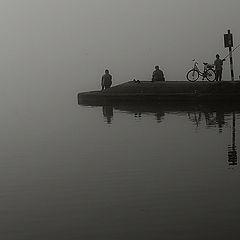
xmin=0 ymin=2 xmax=240 ymax=238
xmin=0 ymin=0 xmax=239 ymax=102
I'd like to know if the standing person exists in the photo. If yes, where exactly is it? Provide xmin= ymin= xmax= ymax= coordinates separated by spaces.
xmin=214 ymin=54 xmax=225 ymax=81
xmin=101 ymin=69 xmax=112 ymax=90
xmin=152 ymin=66 xmax=165 ymax=82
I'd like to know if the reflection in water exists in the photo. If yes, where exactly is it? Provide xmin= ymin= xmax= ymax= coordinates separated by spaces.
xmin=187 ymin=109 xmax=238 ymax=166
xmin=134 ymin=112 xmax=142 ymax=119
xmin=188 ymin=111 xmax=202 ymax=127
xmin=79 ymin=99 xmax=239 ymax=167
xmin=188 ymin=109 xmax=226 ymax=132
xmin=228 ymin=111 xmax=237 ymax=166
xmin=134 ymin=111 xmax=165 ymax=123
xmin=216 ymin=111 xmax=225 ymax=132
xmin=102 ymin=105 xmax=113 ymax=124
xmin=155 ymin=111 xmax=165 ymax=123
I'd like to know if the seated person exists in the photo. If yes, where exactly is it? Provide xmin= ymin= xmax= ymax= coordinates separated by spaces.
xmin=152 ymin=66 xmax=165 ymax=82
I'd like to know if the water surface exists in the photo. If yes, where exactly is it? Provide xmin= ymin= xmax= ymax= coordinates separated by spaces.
xmin=1 ymin=98 xmax=240 ymax=240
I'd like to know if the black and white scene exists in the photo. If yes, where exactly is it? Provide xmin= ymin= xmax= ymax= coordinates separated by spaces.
xmin=1 ymin=1 xmax=240 ymax=239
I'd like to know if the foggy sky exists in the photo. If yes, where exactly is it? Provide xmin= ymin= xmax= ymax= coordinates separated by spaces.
xmin=0 ymin=0 xmax=239 ymax=93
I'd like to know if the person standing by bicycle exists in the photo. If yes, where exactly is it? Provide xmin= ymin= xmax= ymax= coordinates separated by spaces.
xmin=214 ymin=54 xmax=225 ymax=81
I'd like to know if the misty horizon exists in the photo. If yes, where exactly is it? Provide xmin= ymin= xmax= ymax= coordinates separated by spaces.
xmin=0 ymin=0 xmax=239 ymax=95
xmin=1 ymin=1 xmax=240 ymax=239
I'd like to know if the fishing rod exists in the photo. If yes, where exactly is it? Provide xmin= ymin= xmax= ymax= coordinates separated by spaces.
xmin=223 ymin=42 xmax=240 ymax=59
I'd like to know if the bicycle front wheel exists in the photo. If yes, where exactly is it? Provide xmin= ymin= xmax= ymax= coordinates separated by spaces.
xmin=187 ymin=69 xmax=199 ymax=82
xmin=206 ymin=69 xmax=216 ymax=82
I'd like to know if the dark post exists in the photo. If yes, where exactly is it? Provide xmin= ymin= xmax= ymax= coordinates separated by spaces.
xmin=224 ymin=30 xmax=234 ymax=81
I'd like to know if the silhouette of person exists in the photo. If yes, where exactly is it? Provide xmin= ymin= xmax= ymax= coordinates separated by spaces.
xmin=214 ymin=54 xmax=225 ymax=81
xmin=155 ymin=112 xmax=165 ymax=123
xmin=101 ymin=69 xmax=112 ymax=90
xmin=216 ymin=110 xmax=225 ymax=133
xmin=152 ymin=66 xmax=165 ymax=82
xmin=102 ymin=105 xmax=113 ymax=124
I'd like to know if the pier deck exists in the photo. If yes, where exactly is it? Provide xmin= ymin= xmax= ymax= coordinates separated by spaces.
xmin=78 ymin=81 xmax=240 ymax=104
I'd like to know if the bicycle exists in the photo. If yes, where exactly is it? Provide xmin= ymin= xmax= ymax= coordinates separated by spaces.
xmin=186 ymin=59 xmax=216 ymax=82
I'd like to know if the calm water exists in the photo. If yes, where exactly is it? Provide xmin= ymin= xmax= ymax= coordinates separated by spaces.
xmin=1 ymin=95 xmax=240 ymax=239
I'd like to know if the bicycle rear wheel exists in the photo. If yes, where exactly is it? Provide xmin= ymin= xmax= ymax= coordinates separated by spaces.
xmin=206 ymin=69 xmax=216 ymax=82
xmin=187 ymin=69 xmax=199 ymax=82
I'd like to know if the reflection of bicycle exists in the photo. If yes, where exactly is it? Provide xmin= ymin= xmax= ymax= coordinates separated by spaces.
xmin=186 ymin=59 xmax=216 ymax=82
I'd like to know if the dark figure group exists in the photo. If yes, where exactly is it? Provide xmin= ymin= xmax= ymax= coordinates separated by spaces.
xmin=101 ymin=53 xmax=226 ymax=89
xmin=101 ymin=66 xmax=165 ymax=90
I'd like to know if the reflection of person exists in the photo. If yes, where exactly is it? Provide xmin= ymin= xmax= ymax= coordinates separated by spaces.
xmin=216 ymin=111 xmax=225 ymax=132
xmin=155 ymin=112 xmax=165 ymax=123
xmin=101 ymin=69 xmax=112 ymax=90
xmin=152 ymin=66 xmax=165 ymax=82
xmin=102 ymin=105 xmax=113 ymax=124
xmin=214 ymin=54 xmax=225 ymax=81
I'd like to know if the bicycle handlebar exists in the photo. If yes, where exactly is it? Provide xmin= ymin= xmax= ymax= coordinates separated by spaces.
xmin=192 ymin=59 xmax=198 ymax=65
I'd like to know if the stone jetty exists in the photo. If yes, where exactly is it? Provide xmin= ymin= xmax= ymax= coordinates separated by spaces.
xmin=78 ymin=81 xmax=240 ymax=104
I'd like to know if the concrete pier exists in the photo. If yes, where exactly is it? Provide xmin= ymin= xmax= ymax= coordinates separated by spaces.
xmin=78 ymin=81 xmax=240 ymax=104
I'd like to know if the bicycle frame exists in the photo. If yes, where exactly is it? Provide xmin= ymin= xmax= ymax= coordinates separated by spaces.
xmin=193 ymin=61 xmax=209 ymax=78
xmin=187 ymin=59 xmax=216 ymax=82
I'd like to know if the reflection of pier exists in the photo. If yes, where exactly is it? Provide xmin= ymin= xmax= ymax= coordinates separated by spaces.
xmin=187 ymin=109 xmax=238 ymax=166
xmin=184 ymin=109 xmax=238 ymax=166
xmin=228 ymin=111 xmax=237 ymax=166
xmin=79 ymin=98 xmax=240 ymax=126
xmin=188 ymin=109 xmax=226 ymax=132
xmin=79 ymin=99 xmax=239 ymax=166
